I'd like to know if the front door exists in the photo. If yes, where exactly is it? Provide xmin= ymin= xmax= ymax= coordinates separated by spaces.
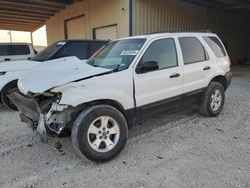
xmin=133 ymin=38 xmax=184 ymax=112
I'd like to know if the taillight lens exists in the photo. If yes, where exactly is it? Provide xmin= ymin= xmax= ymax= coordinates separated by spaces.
xmin=228 ymin=59 xmax=231 ymax=69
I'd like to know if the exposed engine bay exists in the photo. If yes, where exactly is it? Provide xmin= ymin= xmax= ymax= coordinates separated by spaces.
xmin=8 ymin=91 xmax=84 ymax=142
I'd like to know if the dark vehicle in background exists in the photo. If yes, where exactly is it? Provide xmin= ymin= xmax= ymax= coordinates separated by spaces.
xmin=0 ymin=39 xmax=109 ymax=110
xmin=30 ymin=39 xmax=109 ymax=62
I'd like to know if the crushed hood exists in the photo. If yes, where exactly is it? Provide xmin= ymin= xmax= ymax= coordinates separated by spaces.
xmin=18 ymin=56 xmax=111 ymax=94
xmin=0 ymin=60 xmax=40 ymax=72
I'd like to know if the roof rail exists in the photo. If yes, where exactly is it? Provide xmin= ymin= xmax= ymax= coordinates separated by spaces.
xmin=149 ymin=29 xmax=184 ymax=34
xmin=148 ymin=29 xmax=213 ymax=34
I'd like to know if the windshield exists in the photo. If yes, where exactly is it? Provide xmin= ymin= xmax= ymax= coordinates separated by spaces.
xmin=87 ymin=39 xmax=146 ymax=71
xmin=30 ymin=41 xmax=66 ymax=62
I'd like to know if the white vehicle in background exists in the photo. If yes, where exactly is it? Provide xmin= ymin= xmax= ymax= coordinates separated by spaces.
xmin=9 ymin=32 xmax=232 ymax=162
xmin=0 ymin=40 xmax=108 ymax=110
xmin=0 ymin=43 xmax=36 ymax=62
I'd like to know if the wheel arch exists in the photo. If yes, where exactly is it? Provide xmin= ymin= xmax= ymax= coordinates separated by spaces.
xmin=84 ymin=99 xmax=135 ymax=128
xmin=1 ymin=79 xmax=18 ymax=92
xmin=210 ymin=75 xmax=227 ymax=90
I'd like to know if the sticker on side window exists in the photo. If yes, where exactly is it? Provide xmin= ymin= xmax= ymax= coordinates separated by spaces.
xmin=120 ymin=50 xmax=139 ymax=56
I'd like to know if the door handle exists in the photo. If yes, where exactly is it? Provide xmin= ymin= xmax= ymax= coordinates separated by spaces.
xmin=4 ymin=58 xmax=10 ymax=61
xmin=169 ymin=73 xmax=181 ymax=78
xmin=203 ymin=66 xmax=211 ymax=70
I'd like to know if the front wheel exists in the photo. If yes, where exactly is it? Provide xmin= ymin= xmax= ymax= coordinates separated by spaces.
xmin=71 ymin=105 xmax=128 ymax=162
xmin=199 ymin=82 xmax=225 ymax=116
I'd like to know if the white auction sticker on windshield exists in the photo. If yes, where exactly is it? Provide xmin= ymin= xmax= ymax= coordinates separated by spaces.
xmin=57 ymin=42 xmax=66 ymax=45
xmin=120 ymin=50 xmax=139 ymax=56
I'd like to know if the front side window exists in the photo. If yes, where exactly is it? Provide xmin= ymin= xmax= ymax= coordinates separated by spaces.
xmin=87 ymin=39 xmax=146 ymax=71
xmin=141 ymin=38 xmax=178 ymax=69
xmin=203 ymin=36 xmax=226 ymax=58
xmin=179 ymin=37 xmax=207 ymax=65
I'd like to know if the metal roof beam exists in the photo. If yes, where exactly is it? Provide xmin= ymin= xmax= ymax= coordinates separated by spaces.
xmin=222 ymin=4 xmax=250 ymax=10
xmin=0 ymin=5 xmax=56 ymax=15
xmin=0 ymin=10 xmax=51 ymax=19
xmin=0 ymin=1 xmax=62 ymax=12
xmin=0 ymin=14 xmax=46 ymax=21
xmin=0 ymin=17 xmax=42 ymax=24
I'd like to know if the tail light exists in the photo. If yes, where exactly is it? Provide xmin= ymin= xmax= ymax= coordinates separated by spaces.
xmin=228 ymin=59 xmax=231 ymax=69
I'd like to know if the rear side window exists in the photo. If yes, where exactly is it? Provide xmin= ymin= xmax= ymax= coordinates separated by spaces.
xmin=0 ymin=45 xmax=30 ymax=56
xmin=0 ymin=46 xmax=8 ymax=56
xmin=142 ymin=38 xmax=178 ymax=69
xmin=203 ymin=36 xmax=226 ymax=58
xmin=179 ymin=37 xmax=207 ymax=65
xmin=89 ymin=42 xmax=107 ymax=57
xmin=54 ymin=42 xmax=89 ymax=60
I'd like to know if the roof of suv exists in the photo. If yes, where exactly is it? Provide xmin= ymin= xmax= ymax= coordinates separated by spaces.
xmin=121 ymin=32 xmax=217 ymax=41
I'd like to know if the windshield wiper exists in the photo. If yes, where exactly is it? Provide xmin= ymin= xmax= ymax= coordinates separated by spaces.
xmin=112 ymin=64 xmax=121 ymax=72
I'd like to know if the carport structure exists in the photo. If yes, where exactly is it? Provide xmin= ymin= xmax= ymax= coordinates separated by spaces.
xmin=184 ymin=0 xmax=250 ymax=17
xmin=0 ymin=0 xmax=250 ymax=63
xmin=0 ymin=0 xmax=249 ymax=32
xmin=0 ymin=0 xmax=81 ymax=32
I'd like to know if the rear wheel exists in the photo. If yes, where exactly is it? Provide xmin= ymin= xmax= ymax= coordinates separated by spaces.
xmin=199 ymin=82 xmax=225 ymax=116
xmin=71 ymin=105 xmax=128 ymax=162
xmin=1 ymin=81 xmax=18 ymax=111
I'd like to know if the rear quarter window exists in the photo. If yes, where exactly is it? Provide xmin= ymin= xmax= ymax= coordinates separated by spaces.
xmin=203 ymin=36 xmax=226 ymax=58
xmin=0 ymin=45 xmax=30 ymax=56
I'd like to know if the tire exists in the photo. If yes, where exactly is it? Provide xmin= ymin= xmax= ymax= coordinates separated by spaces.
xmin=1 ymin=81 xmax=18 ymax=111
xmin=199 ymin=82 xmax=225 ymax=117
xmin=71 ymin=105 xmax=128 ymax=162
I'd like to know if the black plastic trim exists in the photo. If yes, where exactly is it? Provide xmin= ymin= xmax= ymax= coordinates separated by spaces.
xmin=225 ymin=71 xmax=232 ymax=88
xmin=125 ymin=88 xmax=206 ymax=120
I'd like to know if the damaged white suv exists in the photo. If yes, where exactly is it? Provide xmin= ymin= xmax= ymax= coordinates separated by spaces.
xmin=9 ymin=32 xmax=232 ymax=162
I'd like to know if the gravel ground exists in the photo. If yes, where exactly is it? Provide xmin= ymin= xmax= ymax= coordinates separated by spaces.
xmin=0 ymin=66 xmax=250 ymax=188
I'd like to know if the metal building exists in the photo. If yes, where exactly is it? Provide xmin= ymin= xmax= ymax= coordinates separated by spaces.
xmin=0 ymin=0 xmax=249 ymax=63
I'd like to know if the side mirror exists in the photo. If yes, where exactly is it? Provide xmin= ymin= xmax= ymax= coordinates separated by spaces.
xmin=136 ymin=61 xmax=159 ymax=74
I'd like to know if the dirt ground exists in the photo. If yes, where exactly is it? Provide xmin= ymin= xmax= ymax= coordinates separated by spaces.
xmin=0 ymin=66 xmax=250 ymax=188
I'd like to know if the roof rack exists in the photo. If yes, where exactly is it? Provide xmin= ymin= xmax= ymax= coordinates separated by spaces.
xmin=148 ymin=29 xmax=213 ymax=34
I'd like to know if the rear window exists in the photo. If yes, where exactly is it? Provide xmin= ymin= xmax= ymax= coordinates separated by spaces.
xmin=0 ymin=45 xmax=30 ymax=56
xmin=179 ymin=37 xmax=208 ymax=64
xmin=54 ymin=42 xmax=89 ymax=60
xmin=203 ymin=36 xmax=226 ymax=58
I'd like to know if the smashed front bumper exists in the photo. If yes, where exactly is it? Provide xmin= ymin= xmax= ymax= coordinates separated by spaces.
xmin=8 ymin=91 xmax=69 ymax=143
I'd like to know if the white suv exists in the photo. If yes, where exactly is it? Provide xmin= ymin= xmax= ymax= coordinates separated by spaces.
xmin=9 ymin=32 xmax=232 ymax=162
xmin=0 ymin=43 xmax=36 ymax=62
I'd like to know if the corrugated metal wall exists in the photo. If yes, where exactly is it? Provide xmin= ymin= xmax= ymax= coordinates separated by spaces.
xmin=132 ymin=0 xmax=250 ymax=63
xmin=46 ymin=0 xmax=129 ymax=44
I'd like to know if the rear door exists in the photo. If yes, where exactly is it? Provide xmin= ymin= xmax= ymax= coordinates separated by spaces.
xmin=178 ymin=37 xmax=213 ymax=93
xmin=133 ymin=37 xmax=183 ymax=111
